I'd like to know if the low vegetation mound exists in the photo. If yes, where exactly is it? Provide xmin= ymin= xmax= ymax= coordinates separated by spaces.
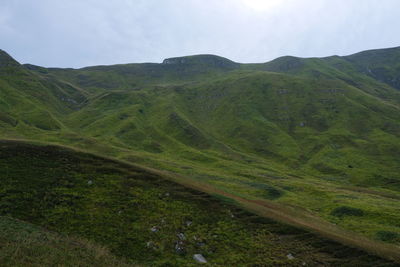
xmin=331 ymin=206 xmax=365 ymax=218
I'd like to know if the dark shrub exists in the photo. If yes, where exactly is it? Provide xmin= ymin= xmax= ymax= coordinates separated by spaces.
xmin=265 ymin=186 xmax=283 ymax=200
xmin=376 ymin=231 xmax=399 ymax=242
xmin=331 ymin=206 xmax=364 ymax=218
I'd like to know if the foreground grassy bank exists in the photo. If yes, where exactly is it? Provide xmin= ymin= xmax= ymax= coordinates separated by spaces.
xmin=0 ymin=216 xmax=132 ymax=267
xmin=0 ymin=140 xmax=398 ymax=266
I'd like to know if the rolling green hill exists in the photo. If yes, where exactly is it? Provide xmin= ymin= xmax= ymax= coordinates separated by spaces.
xmin=0 ymin=140 xmax=397 ymax=266
xmin=1 ymin=46 xmax=400 ymax=263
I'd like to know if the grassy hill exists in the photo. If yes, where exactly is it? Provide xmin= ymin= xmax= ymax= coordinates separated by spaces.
xmin=0 ymin=140 xmax=397 ymax=266
xmin=1 ymin=46 xmax=400 ymax=263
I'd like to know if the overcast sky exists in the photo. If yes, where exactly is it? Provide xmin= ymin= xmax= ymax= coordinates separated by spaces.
xmin=1 ymin=0 xmax=399 ymax=68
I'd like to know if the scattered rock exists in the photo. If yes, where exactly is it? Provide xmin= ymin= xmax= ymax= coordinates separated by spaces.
xmin=228 ymin=210 xmax=235 ymax=218
xmin=193 ymin=254 xmax=207 ymax=264
xmin=175 ymin=241 xmax=185 ymax=254
xmin=287 ymin=253 xmax=295 ymax=260
xmin=186 ymin=220 xmax=192 ymax=227
xmin=177 ymin=232 xmax=186 ymax=240
xmin=165 ymin=192 xmax=170 ymax=197
xmin=87 ymin=180 xmax=93 ymax=185
xmin=150 ymin=226 xmax=159 ymax=232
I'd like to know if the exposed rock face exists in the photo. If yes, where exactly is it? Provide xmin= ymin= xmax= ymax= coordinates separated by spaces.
xmin=163 ymin=58 xmax=187 ymax=65
xmin=162 ymin=54 xmax=239 ymax=70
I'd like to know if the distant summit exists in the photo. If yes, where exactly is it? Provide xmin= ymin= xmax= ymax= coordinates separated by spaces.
xmin=162 ymin=54 xmax=239 ymax=69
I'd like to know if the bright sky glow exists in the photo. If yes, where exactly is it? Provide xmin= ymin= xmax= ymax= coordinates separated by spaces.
xmin=240 ymin=0 xmax=286 ymax=11
xmin=0 ymin=0 xmax=399 ymax=68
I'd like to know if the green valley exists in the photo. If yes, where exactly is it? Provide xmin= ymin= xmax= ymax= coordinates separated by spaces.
xmin=1 ymin=46 xmax=400 ymax=265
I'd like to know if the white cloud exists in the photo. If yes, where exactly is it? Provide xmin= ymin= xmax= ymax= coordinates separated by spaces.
xmin=1 ymin=0 xmax=399 ymax=67
xmin=0 ymin=4 xmax=14 ymax=35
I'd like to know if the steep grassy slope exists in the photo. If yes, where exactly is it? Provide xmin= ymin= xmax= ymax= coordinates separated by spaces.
xmin=0 ymin=50 xmax=87 ymax=135
xmin=0 ymin=140 xmax=397 ymax=266
xmin=1 ymin=47 xmax=400 ymax=261
xmin=345 ymin=46 xmax=400 ymax=90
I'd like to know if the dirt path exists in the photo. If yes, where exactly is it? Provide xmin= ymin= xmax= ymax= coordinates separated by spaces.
xmin=156 ymin=169 xmax=400 ymax=264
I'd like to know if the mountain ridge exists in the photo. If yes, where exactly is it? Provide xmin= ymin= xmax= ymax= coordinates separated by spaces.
xmin=14 ymin=46 xmax=400 ymax=71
